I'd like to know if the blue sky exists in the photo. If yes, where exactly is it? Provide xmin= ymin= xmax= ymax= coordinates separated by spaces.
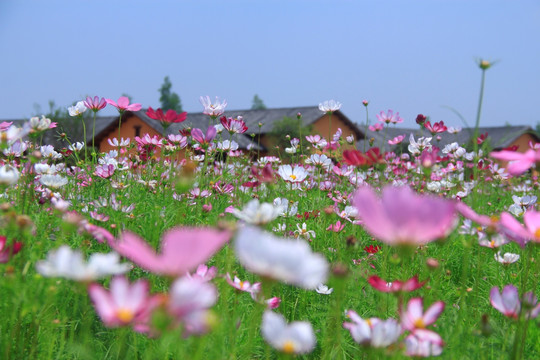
xmin=1 ymin=0 xmax=539 ymax=129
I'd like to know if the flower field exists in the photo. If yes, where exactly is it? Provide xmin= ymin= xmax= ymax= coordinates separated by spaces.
xmin=0 ymin=94 xmax=539 ymax=360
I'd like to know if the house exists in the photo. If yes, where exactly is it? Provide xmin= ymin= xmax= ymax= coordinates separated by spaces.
xmin=91 ymin=106 xmax=365 ymax=155
xmin=356 ymin=125 xmax=539 ymax=153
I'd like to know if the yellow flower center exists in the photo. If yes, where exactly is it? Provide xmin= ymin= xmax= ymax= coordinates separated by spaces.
xmin=534 ymin=228 xmax=540 ymax=239
xmin=490 ymin=240 xmax=495 ymax=248
xmin=239 ymin=281 xmax=244 ymax=289
xmin=116 ymin=308 xmax=134 ymax=323
xmin=413 ymin=318 xmax=426 ymax=329
xmin=282 ymin=340 xmax=296 ymax=354
xmin=289 ymin=174 xmax=297 ymax=180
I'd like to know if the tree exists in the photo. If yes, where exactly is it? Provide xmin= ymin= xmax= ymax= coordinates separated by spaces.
xmin=251 ymin=94 xmax=267 ymax=110
xmin=159 ymin=76 xmax=182 ymax=112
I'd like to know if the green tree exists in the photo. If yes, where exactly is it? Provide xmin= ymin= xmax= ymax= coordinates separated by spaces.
xmin=159 ymin=76 xmax=182 ymax=112
xmin=268 ymin=116 xmax=311 ymax=153
xmin=251 ymin=94 xmax=267 ymax=110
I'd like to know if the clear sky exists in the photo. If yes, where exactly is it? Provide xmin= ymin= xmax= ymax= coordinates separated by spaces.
xmin=1 ymin=0 xmax=539 ymax=129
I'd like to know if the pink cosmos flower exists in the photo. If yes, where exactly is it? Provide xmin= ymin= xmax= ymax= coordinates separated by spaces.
xmin=388 ymin=135 xmax=405 ymax=145
xmin=490 ymin=285 xmax=521 ymax=318
xmin=94 ymin=164 xmax=115 ymax=179
xmin=368 ymin=123 xmax=384 ymax=132
xmin=88 ymin=276 xmax=157 ymax=328
xmin=0 ymin=121 xmax=13 ymax=131
xmin=498 ymin=211 xmax=540 ymax=247
xmin=111 ymin=227 xmax=231 ymax=276
xmin=490 ymin=148 xmax=540 ymax=175
xmin=84 ymin=96 xmax=107 ymax=111
xmin=326 ymin=220 xmax=345 ymax=232
xmin=226 ymin=273 xmax=261 ymax=293
xmin=368 ymin=275 xmax=425 ymax=293
xmin=266 ymin=297 xmax=281 ymax=309
xmin=352 ymin=186 xmax=457 ymax=245
xmin=106 ymin=96 xmax=142 ymax=112
xmin=0 ymin=236 xmax=22 ymax=263
xmin=191 ymin=126 xmax=217 ymax=150
xmin=146 ymin=107 xmax=187 ymax=125
xmin=186 ymin=264 xmax=217 ymax=282
xmin=220 ymin=116 xmax=248 ymax=134
xmin=376 ymin=110 xmax=403 ymax=125
xmin=402 ymin=297 xmax=445 ymax=332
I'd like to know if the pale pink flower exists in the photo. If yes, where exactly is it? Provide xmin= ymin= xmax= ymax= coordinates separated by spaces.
xmin=376 ymin=110 xmax=403 ymax=124
xmin=199 ymin=96 xmax=227 ymax=118
xmin=388 ymin=135 xmax=405 ymax=145
xmin=226 ymin=273 xmax=261 ymax=293
xmin=352 ymin=186 xmax=457 ymax=245
xmin=402 ymin=298 xmax=445 ymax=332
xmin=326 ymin=220 xmax=345 ymax=232
xmin=368 ymin=123 xmax=384 ymax=132
xmin=490 ymin=285 xmax=521 ymax=318
xmin=106 ymin=96 xmax=142 ymax=112
xmin=84 ymin=96 xmax=107 ymax=111
xmin=168 ymin=276 xmax=218 ymax=335
xmin=262 ymin=311 xmax=316 ymax=355
xmin=405 ymin=329 xmax=444 ymax=357
xmin=186 ymin=264 xmax=217 ymax=282
xmin=112 ymin=228 xmax=231 ymax=276
xmin=88 ymin=276 xmax=155 ymax=328
xmin=368 ymin=275 xmax=425 ymax=293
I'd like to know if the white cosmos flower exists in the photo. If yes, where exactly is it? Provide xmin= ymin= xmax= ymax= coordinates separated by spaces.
xmin=343 ymin=310 xmax=401 ymax=348
xmin=235 ymin=226 xmax=329 ymax=289
xmin=273 ymin=197 xmax=298 ymax=217
xmin=39 ymin=174 xmax=68 ymax=189
xmin=199 ymin=96 xmax=227 ymax=118
xmin=318 ymin=99 xmax=342 ymax=113
xmin=36 ymin=245 xmax=131 ymax=281
xmin=68 ymin=101 xmax=88 ymax=117
xmin=231 ymin=199 xmax=284 ymax=225
xmin=277 ymin=165 xmax=308 ymax=183
xmin=261 ymin=311 xmax=316 ymax=355
xmin=0 ymin=165 xmax=20 ymax=186
xmin=315 ymin=283 xmax=333 ymax=295
xmin=29 ymin=115 xmax=53 ymax=131
xmin=305 ymin=154 xmax=332 ymax=170
xmin=408 ymin=134 xmax=432 ymax=156
xmin=217 ymin=140 xmax=239 ymax=151
xmin=68 ymin=142 xmax=84 ymax=152
xmin=495 ymin=251 xmax=520 ymax=265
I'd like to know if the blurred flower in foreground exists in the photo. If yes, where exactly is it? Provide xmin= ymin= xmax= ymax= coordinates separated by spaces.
xmin=112 ymin=228 xmax=230 ymax=276
xmin=490 ymin=148 xmax=540 ymax=176
xmin=352 ymin=186 xmax=457 ymax=246
xmin=234 ymin=226 xmax=328 ymax=289
xmin=36 ymin=245 xmax=130 ymax=281
xmin=261 ymin=311 xmax=316 ymax=355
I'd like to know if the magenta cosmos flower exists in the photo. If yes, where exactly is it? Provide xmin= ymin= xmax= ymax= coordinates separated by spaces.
xmin=106 ymin=96 xmax=142 ymax=112
xmin=352 ymin=186 xmax=457 ymax=246
xmin=146 ymin=107 xmax=187 ymax=124
xmin=112 ymin=227 xmax=231 ymax=276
